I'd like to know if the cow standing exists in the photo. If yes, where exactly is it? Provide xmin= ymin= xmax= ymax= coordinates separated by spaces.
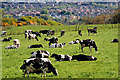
xmin=79 ymin=39 xmax=98 ymax=52
xmin=61 ymin=30 xmax=65 ymax=37
xmin=20 ymin=58 xmax=59 ymax=77
xmin=88 ymin=26 xmax=97 ymax=36
xmin=78 ymin=30 xmax=82 ymax=36
xmin=48 ymin=37 xmax=58 ymax=46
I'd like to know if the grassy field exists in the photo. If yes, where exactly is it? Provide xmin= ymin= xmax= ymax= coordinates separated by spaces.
xmin=1 ymin=24 xmax=119 ymax=78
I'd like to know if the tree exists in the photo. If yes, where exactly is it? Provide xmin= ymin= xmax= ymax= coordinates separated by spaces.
xmin=41 ymin=9 xmax=49 ymax=14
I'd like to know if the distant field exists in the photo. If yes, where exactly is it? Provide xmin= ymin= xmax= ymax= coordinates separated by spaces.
xmin=1 ymin=24 xmax=118 ymax=78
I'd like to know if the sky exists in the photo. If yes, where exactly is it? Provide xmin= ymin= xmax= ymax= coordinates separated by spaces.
xmin=0 ymin=0 xmax=119 ymax=2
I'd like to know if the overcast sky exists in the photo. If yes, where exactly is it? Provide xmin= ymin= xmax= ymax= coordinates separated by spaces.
xmin=0 ymin=0 xmax=119 ymax=2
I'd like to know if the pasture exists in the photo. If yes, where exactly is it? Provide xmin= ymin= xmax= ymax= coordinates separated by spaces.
xmin=1 ymin=24 xmax=118 ymax=78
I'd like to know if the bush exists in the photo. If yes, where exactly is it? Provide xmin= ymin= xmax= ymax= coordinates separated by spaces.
xmin=2 ymin=22 xmax=10 ymax=27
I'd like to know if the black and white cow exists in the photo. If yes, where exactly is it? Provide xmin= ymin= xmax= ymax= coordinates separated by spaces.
xmin=48 ymin=30 xmax=55 ymax=36
xmin=49 ymin=43 xmax=66 ymax=48
xmin=20 ymin=58 xmax=58 ymax=77
xmin=39 ymin=30 xmax=49 ymax=36
xmin=61 ymin=30 xmax=65 ymax=36
xmin=87 ymin=26 xmax=97 ymax=35
xmin=72 ymin=54 xmax=97 ymax=61
xmin=31 ymin=31 xmax=41 ymax=37
xmin=51 ymin=53 xmax=72 ymax=61
xmin=31 ymin=50 xmax=50 ymax=58
xmin=28 ymin=44 xmax=43 ymax=48
xmin=13 ymin=39 xmax=20 ymax=47
xmin=78 ymin=30 xmax=82 ymax=36
xmin=5 ymin=45 xmax=18 ymax=49
xmin=69 ymin=39 xmax=80 ymax=44
xmin=25 ymin=33 xmax=39 ymax=41
xmin=1 ymin=37 xmax=12 ymax=41
xmin=44 ymin=38 xmax=51 ymax=41
xmin=25 ymin=30 xmax=33 ymax=34
xmin=48 ymin=37 xmax=58 ymax=46
xmin=111 ymin=38 xmax=119 ymax=43
xmin=79 ymin=39 xmax=98 ymax=52
xmin=1 ymin=31 xmax=7 ymax=36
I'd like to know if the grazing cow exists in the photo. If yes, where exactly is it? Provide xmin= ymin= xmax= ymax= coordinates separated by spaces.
xmin=39 ymin=30 xmax=49 ymax=35
xmin=28 ymin=34 xmax=39 ymax=41
xmin=1 ymin=31 xmax=7 ymax=36
xmin=87 ymin=26 xmax=97 ymax=35
xmin=37 ymin=50 xmax=50 ymax=56
xmin=49 ymin=43 xmax=66 ymax=48
xmin=72 ymin=54 xmax=97 ymax=61
xmin=25 ymin=30 xmax=33 ymax=34
xmin=48 ymin=37 xmax=58 ymax=46
xmin=20 ymin=58 xmax=58 ymax=77
xmin=5 ymin=45 xmax=18 ymax=49
xmin=1 ymin=37 xmax=12 ymax=41
xmin=44 ymin=38 xmax=51 ymax=41
xmin=51 ymin=53 xmax=72 ymax=61
xmin=47 ymin=30 xmax=55 ymax=36
xmin=69 ymin=39 xmax=80 ymax=44
xmin=61 ymin=30 xmax=65 ymax=36
xmin=31 ymin=51 xmax=50 ymax=58
xmin=78 ymin=30 xmax=82 ymax=36
xmin=28 ymin=44 xmax=43 ymax=48
xmin=25 ymin=33 xmax=39 ymax=41
xmin=79 ymin=39 xmax=98 ymax=52
xmin=31 ymin=31 xmax=41 ymax=37
xmin=13 ymin=39 xmax=20 ymax=47
xmin=111 ymin=38 xmax=119 ymax=43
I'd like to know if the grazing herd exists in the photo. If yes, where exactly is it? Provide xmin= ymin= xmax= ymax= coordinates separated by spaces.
xmin=2 ymin=26 xmax=119 ymax=77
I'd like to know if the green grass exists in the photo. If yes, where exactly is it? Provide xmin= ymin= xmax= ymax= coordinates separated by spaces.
xmin=1 ymin=24 xmax=118 ymax=78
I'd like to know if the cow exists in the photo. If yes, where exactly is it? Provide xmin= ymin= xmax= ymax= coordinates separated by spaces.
xmin=78 ymin=30 xmax=82 ymax=36
xmin=61 ymin=30 xmax=65 ymax=36
xmin=1 ymin=37 xmax=12 ymax=41
xmin=69 ymin=39 xmax=80 ymax=44
xmin=72 ymin=54 xmax=97 ymax=61
xmin=31 ymin=31 xmax=41 ymax=37
xmin=48 ymin=37 xmax=58 ymax=46
xmin=28 ymin=34 xmax=39 ymax=41
xmin=51 ymin=53 xmax=72 ymax=61
xmin=1 ymin=31 xmax=7 ymax=36
xmin=25 ymin=33 xmax=39 ymax=41
xmin=28 ymin=44 xmax=43 ymax=48
xmin=49 ymin=43 xmax=66 ymax=48
xmin=39 ymin=30 xmax=50 ymax=36
xmin=47 ymin=30 xmax=55 ymax=36
xmin=25 ymin=30 xmax=33 ymax=34
xmin=13 ymin=39 xmax=20 ymax=47
xmin=37 ymin=50 xmax=50 ymax=56
xmin=44 ymin=38 xmax=51 ymax=41
xmin=5 ymin=45 xmax=18 ymax=49
xmin=79 ymin=39 xmax=98 ymax=52
xmin=111 ymin=38 xmax=119 ymax=43
xmin=87 ymin=26 xmax=97 ymax=36
xmin=20 ymin=58 xmax=59 ymax=77
xmin=31 ymin=50 xmax=50 ymax=58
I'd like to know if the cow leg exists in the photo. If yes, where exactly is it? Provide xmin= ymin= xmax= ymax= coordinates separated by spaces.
xmin=89 ymin=46 xmax=93 ymax=52
xmin=81 ymin=47 xmax=83 ymax=52
xmin=35 ymin=36 xmax=39 ymax=41
xmin=27 ymin=71 xmax=29 ymax=77
xmin=49 ymin=42 xmax=51 ymax=46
